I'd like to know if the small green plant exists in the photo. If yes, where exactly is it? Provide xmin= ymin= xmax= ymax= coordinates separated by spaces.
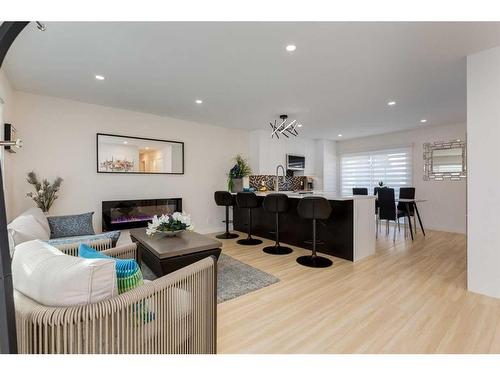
xmin=26 ymin=171 xmax=63 ymax=213
xmin=378 ymin=181 xmax=385 ymax=187
xmin=227 ymin=154 xmax=252 ymax=192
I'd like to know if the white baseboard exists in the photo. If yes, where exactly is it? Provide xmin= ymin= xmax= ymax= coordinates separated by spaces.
xmin=377 ymin=221 xmax=466 ymax=235
xmin=197 ymin=226 xmax=226 ymax=235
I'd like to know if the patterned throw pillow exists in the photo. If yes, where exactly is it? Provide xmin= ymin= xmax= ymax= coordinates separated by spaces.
xmin=48 ymin=212 xmax=95 ymax=238
xmin=79 ymin=243 xmax=143 ymax=294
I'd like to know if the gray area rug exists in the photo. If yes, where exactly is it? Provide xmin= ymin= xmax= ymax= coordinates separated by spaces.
xmin=141 ymin=254 xmax=280 ymax=303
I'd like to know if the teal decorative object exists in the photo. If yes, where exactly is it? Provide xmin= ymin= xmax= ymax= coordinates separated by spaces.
xmin=79 ymin=243 xmax=143 ymax=294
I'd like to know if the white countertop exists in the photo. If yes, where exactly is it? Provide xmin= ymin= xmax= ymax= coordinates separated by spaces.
xmin=232 ymin=191 xmax=375 ymax=201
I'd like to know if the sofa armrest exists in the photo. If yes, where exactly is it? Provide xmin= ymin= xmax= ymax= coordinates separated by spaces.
xmin=15 ymin=256 xmax=217 ymax=354
xmin=54 ymin=237 xmax=112 ymax=256
xmin=101 ymin=242 xmax=138 ymax=262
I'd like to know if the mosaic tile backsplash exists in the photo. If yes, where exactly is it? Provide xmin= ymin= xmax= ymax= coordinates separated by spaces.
xmin=249 ymin=175 xmax=308 ymax=191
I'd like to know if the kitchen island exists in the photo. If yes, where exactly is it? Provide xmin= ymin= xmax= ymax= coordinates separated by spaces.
xmin=232 ymin=191 xmax=376 ymax=262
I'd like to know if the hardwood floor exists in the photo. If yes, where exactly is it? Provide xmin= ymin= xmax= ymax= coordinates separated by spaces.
xmin=209 ymin=228 xmax=500 ymax=353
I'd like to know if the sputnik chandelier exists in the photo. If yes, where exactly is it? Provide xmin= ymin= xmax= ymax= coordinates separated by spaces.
xmin=269 ymin=114 xmax=301 ymax=139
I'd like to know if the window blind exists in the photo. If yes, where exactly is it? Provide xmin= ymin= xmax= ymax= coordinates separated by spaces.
xmin=340 ymin=147 xmax=413 ymax=197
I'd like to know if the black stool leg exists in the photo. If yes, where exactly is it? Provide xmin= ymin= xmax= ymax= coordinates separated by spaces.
xmin=216 ymin=205 xmax=239 ymax=239
xmin=296 ymin=218 xmax=333 ymax=268
xmin=237 ymin=208 xmax=262 ymax=245
xmin=263 ymin=212 xmax=293 ymax=255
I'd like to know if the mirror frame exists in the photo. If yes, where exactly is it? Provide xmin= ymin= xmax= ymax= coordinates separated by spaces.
xmin=96 ymin=133 xmax=185 ymax=175
xmin=423 ymin=139 xmax=466 ymax=181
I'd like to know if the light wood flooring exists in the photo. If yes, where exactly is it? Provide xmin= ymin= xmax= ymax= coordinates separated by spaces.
xmin=208 ymin=228 xmax=500 ymax=353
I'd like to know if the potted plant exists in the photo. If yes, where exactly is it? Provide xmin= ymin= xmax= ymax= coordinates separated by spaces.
xmin=227 ymin=154 xmax=252 ymax=192
xmin=146 ymin=212 xmax=194 ymax=238
xmin=26 ymin=171 xmax=63 ymax=214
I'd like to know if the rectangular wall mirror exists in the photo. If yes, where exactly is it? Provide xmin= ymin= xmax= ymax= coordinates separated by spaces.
xmin=97 ymin=133 xmax=184 ymax=174
xmin=424 ymin=139 xmax=466 ymax=181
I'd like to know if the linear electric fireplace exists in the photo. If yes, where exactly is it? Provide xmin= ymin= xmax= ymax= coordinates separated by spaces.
xmin=102 ymin=198 xmax=182 ymax=231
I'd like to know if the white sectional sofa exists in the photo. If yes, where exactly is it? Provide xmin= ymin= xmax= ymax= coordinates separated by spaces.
xmin=7 ymin=207 xmax=121 ymax=256
xmin=7 ymin=208 xmax=217 ymax=354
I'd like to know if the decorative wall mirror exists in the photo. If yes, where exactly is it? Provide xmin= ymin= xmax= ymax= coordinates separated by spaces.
xmin=423 ymin=139 xmax=466 ymax=181
xmin=97 ymin=133 xmax=184 ymax=174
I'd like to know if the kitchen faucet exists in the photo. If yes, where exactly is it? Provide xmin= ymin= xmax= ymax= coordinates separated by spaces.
xmin=275 ymin=164 xmax=286 ymax=192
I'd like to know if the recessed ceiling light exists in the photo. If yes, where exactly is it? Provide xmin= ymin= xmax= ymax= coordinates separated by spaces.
xmin=420 ymin=119 xmax=427 ymax=123
xmin=195 ymin=99 xmax=203 ymax=104
xmin=285 ymin=44 xmax=297 ymax=52
xmin=338 ymin=134 xmax=343 ymax=137
xmin=95 ymin=75 xmax=105 ymax=81
xmin=297 ymin=124 xmax=303 ymax=128
xmin=387 ymin=101 xmax=396 ymax=106
xmin=123 ymin=141 xmax=128 ymax=144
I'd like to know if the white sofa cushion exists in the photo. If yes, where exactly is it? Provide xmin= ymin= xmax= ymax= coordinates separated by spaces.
xmin=7 ymin=213 xmax=49 ymax=247
xmin=23 ymin=207 xmax=51 ymax=236
xmin=12 ymin=240 xmax=117 ymax=307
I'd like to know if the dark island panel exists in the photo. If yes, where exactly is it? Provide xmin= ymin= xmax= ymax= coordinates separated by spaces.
xmin=233 ymin=196 xmax=354 ymax=261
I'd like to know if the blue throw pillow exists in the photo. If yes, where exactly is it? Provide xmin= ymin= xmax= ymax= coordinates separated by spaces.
xmin=48 ymin=212 xmax=95 ymax=238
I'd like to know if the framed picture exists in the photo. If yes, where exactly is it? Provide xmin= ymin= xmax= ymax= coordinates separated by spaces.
xmin=96 ymin=133 xmax=184 ymax=174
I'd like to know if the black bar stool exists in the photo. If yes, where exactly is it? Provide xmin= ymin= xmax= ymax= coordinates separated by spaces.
xmin=296 ymin=196 xmax=333 ymax=268
xmin=262 ymin=193 xmax=293 ymax=255
xmin=214 ymin=191 xmax=239 ymax=239
xmin=236 ymin=192 xmax=263 ymax=246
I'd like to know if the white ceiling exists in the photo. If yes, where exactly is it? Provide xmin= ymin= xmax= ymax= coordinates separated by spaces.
xmin=4 ymin=22 xmax=500 ymax=140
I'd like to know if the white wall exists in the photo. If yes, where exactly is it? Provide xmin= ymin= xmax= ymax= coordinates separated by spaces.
xmin=467 ymin=46 xmax=500 ymax=298
xmin=0 ymin=70 xmax=16 ymax=219
xmin=0 ymin=70 xmax=14 ymax=121
xmin=7 ymin=91 xmax=249 ymax=234
xmin=315 ymin=139 xmax=337 ymax=193
xmin=249 ymin=129 xmax=317 ymax=176
xmin=337 ymin=123 xmax=467 ymax=234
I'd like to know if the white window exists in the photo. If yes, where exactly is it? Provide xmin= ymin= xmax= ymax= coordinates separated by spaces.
xmin=340 ymin=147 xmax=413 ymax=197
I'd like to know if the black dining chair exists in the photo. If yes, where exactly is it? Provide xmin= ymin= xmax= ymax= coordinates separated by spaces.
xmin=352 ymin=187 xmax=368 ymax=195
xmin=374 ymin=187 xmax=382 ymax=236
xmin=378 ymin=188 xmax=406 ymax=242
xmin=398 ymin=187 xmax=416 ymax=233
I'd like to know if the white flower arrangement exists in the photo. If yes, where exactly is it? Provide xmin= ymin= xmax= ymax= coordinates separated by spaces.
xmin=146 ymin=212 xmax=194 ymax=236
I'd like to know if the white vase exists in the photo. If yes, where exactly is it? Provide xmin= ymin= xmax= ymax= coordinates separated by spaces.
xmin=155 ymin=229 xmax=184 ymax=238
xmin=231 ymin=178 xmax=244 ymax=193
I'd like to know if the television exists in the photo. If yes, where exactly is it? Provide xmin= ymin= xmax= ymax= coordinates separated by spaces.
xmin=286 ymin=154 xmax=305 ymax=171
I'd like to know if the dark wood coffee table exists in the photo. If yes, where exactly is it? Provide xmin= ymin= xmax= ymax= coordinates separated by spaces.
xmin=129 ymin=228 xmax=222 ymax=277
